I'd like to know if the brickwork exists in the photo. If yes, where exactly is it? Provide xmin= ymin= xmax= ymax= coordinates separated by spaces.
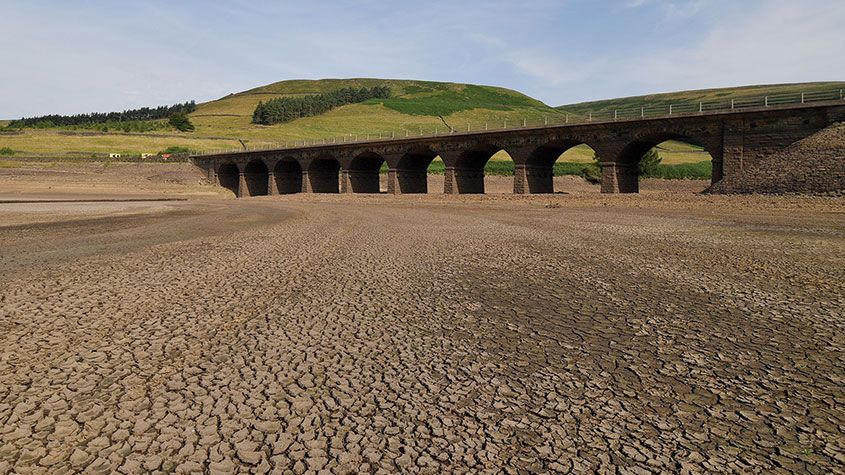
xmin=193 ymin=102 xmax=845 ymax=197
xmin=709 ymin=123 xmax=845 ymax=194
xmin=393 ymin=169 xmax=428 ymax=194
xmin=347 ymin=170 xmax=380 ymax=193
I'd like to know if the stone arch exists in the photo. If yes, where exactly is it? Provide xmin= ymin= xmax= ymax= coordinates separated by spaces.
xmin=526 ymin=139 xmax=601 ymax=193
xmin=244 ymin=159 xmax=269 ymax=197
xmin=274 ymin=157 xmax=303 ymax=194
xmin=614 ymin=132 xmax=717 ymax=193
xmin=394 ymin=147 xmax=439 ymax=194
xmin=217 ymin=162 xmax=240 ymax=196
xmin=347 ymin=151 xmax=385 ymax=193
xmin=308 ymin=156 xmax=341 ymax=193
xmin=447 ymin=143 xmax=511 ymax=194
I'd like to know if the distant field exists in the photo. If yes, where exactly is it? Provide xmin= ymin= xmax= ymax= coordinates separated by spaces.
xmin=487 ymin=141 xmax=709 ymax=165
xmin=0 ymin=130 xmax=241 ymax=156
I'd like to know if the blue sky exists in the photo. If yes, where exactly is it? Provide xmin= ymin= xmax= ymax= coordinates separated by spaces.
xmin=1 ymin=0 xmax=843 ymax=118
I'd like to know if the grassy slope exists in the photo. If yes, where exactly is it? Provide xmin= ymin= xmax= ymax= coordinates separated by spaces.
xmin=190 ymin=79 xmax=562 ymax=146
xmin=1 ymin=79 xmax=563 ymax=156
xmin=556 ymin=81 xmax=845 ymax=116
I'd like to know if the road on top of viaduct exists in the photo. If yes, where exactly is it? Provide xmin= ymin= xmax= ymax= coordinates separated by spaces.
xmin=192 ymin=100 xmax=845 ymax=197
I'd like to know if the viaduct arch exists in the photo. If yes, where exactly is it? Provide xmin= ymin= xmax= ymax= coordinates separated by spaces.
xmin=195 ymin=101 xmax=845 ymax=196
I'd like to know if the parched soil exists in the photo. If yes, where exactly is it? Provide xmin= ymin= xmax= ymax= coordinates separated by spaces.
xmin=0 ymin=166 xmax=843 ymax=474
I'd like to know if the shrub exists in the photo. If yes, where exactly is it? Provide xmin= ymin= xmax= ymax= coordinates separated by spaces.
xmin=169 ymin=113 xmax=195 ymax=132
xmin=638 ymin=149 xmax=662 ymax=176
xmin=0 ymin=147 xmax=14 ymax=156
xmin=160 ymin=146 xmax=195 ymax=155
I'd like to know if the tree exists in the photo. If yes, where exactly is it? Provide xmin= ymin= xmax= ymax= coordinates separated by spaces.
xmin=251 ymin=86 xmax=392 ymax=125
xmin=169 ymin=113 xmax=195 ymax=132
xmin=638 ymin=148 xmax=662 ymax=176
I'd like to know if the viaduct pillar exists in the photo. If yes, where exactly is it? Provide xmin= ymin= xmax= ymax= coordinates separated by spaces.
xmin=267 ymin=171 xmax=278 ymax=195
xmin=237 ymin=172 xmax=248 ymax=198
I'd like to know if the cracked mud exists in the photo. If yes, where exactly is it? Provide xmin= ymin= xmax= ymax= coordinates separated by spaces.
xmin=1 ymin=193 xmax=843 ymax=474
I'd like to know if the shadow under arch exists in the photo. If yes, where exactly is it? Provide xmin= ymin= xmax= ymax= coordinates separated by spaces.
xmin=308 ymin=156 xmax=340 ymax=193
xmin=244 ymin=159 xmax=269 ymax=197
xmin=217 ymin=162 xmax=240 ymax=196
xmin=274 ymin=157 xmax=303 ymax=194
xmin=348 ymin=151 xmax=385 ymax=193
xmin=451 ymin=143 xmax=510 ymax=194
xmin=395 ymin=146 xmax=439 ymax=194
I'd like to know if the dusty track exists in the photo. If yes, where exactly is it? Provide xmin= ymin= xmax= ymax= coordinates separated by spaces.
xmin=1 ymin=191 xmax=844 ymax=473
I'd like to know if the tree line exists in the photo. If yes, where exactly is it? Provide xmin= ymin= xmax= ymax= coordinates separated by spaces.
xmin=6 ymin=101 xmax=197 ymax=128
xmin=252 ymin=86 xmax=390 ymax=125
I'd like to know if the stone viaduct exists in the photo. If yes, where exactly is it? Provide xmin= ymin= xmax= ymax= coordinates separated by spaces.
xmin=192 ymin=101 xmax=845 ymax=196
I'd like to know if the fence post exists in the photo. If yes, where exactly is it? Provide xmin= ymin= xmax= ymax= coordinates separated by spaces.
xmin=434 ymin=127 xmax=438 ymax=136
xmin=544 ymin=116 xmax=548 ymax=126
xmin=765 ymin=96 xmax=769 ymax=107
xmin=641 ymin=107 xmax=644 ymax=118
xmin=523 ymin=118 xmax=526 ymax=127
xmin=669 ymin=104 xmax=673 ymax=115
xmin=731 ymin=99 xmax=735 ymax=110
xmin=614 ymin=110 xmax=617 ymax=121
xmin=840 ymin=89 xmax=843 ymax=100
xmin=589 ymin=111 xmax=592 ymax=122
xmin=565 ymin=114 xmax=569 ymax=124
xmin=699 ymin=102 xmax=703 ymax=114
xmin=485 ymin=122 xmax=488 ymax=130
xmin=503 ymin=119 xmax=507 ymax=128
xmin=801 ymin=92 xmax=805 ymax=104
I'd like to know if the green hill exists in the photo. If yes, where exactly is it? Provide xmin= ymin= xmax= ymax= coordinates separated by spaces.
xmin=0 ymin=79 xmax=565 ymax=157
xmin=189 ymin=79 xmax=563 ymax=146
xmin=556 ymin=82 xmax=845 ymax=117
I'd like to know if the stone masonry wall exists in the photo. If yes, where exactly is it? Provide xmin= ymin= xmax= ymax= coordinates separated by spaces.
xmin=709 ymin=123 xmax=845 ymax=194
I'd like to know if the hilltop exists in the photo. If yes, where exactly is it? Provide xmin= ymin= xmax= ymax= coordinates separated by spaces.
xmin=556 ymin=82 xmax=845 ymax=116
xmin=189 ymin=79 xmax=562 ymax=145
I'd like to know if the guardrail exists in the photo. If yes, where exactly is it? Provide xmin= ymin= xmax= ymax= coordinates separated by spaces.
xmin=194 ymin=88 xmax=845 ymax=156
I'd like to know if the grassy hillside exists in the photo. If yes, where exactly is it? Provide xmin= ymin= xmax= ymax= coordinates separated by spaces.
xmin=189 ymin=79 xmax=562 ymax=146
xmin=1 ymin=79 xmax=565 ymax=157
xmin=557 ymin=82 xmax=845 ymax=116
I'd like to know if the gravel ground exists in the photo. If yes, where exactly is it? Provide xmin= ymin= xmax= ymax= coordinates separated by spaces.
xmin=1 ymin=191 xmax=844 ymax=474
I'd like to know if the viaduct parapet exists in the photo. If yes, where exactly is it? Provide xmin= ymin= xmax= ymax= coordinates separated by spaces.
xmin=192 ymin=101 xmax=845 ymax=196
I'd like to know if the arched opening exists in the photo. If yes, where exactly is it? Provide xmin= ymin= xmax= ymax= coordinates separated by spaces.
xmin=217 ymin=162 xmax=240 ymax=196
xmin=274 ymin=158 xmax=303 ymax=194
xmin=450 ymin=144 xmax=511 ymax=194
xmin=395 ymin=147 xmax=439 ymax=194
xmin=526 ymin=141 xmax=601 ymax=193
xmin=617 ymin=134 xmax=714 ymax=193
xmin=244 ymin=160 xmax=269 ymax=197
xmin=308 ymin=156 xmax=340 ymax=193
xmin=348 ymin=152 xmax=385 ymax=193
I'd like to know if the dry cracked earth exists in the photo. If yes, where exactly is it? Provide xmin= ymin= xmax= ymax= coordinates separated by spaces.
xmin=1 ymin=191 xmax=844 ymax=474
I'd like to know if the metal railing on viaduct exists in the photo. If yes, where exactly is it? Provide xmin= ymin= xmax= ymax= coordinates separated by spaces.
xmin=192 ymin=93 xmax=845 ymax=196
